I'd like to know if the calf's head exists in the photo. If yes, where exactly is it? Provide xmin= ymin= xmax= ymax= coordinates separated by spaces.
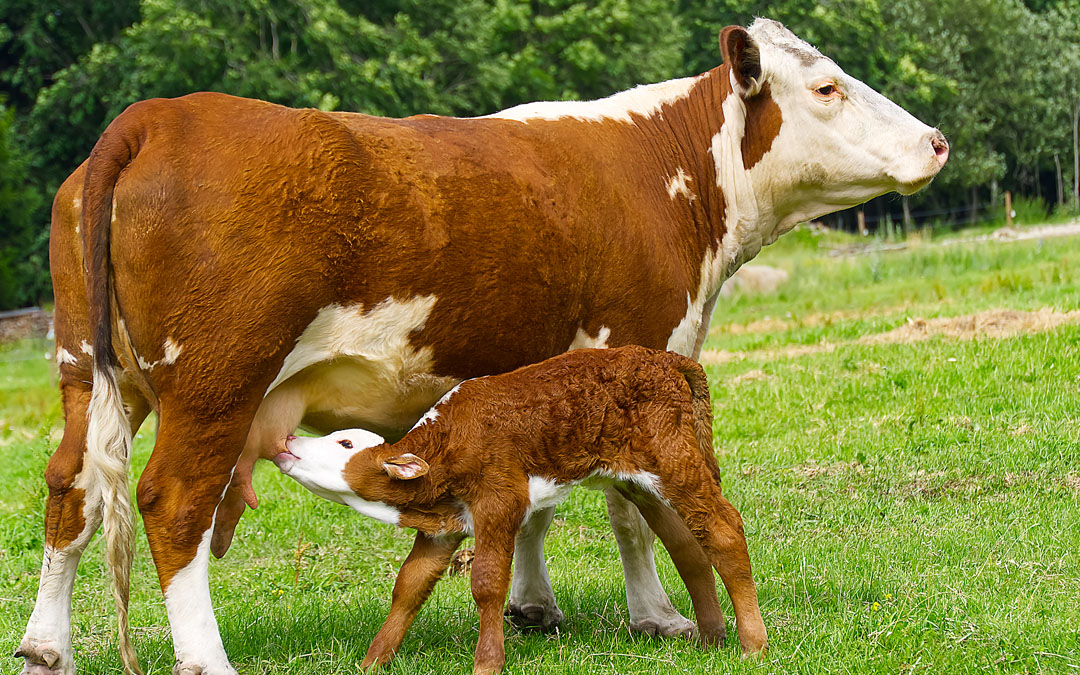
xmin=723 ymin=19 xmax=948 ymax=240
xmin=274 ymin=430 xmax=428 ymax=504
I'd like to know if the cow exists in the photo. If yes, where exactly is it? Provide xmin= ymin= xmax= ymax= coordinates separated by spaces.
xmin=18 ymin=19 xmax=947 ymax=675
xmin=274 ymin=346 xmax=767 ymax=674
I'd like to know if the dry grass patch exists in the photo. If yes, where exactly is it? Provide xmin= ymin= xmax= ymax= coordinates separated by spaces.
xmin=701 ymin=307 xmax=1080 ymax=365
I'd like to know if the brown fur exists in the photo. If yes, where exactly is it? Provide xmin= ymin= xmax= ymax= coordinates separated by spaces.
xmin=324 ymin=346 xmax=767 ymax=673
xmin=35 ymin=32 xmax=781 ymax=670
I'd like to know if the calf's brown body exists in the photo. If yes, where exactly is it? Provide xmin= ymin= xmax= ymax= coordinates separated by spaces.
xmin=282 ymin=346 xmax=767 ymax=674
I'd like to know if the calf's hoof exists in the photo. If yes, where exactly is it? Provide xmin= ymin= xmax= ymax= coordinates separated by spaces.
xmin=505 ymin=603 xmax=564 ymax=633
xmin=15 ymin=639 xmax=71 ymax=675
xmin=697 ymin=621 xmax=727 ymax=647
xmin=630 ymin=614 xmax=697 ymax=640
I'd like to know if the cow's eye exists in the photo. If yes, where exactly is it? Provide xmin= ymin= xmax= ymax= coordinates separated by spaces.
xmin=814 ymin=84 xmax=838 ymax=97
xmin=339 ymin=440 xmax=353 ymax=449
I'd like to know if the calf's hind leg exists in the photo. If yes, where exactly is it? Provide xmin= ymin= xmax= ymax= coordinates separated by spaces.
xmin=605 ymin=489 xmax=696 ymax=638
xmin=620 ymin=491 xmax=727 ymax=646
xmin=661 ymin=485 xmax=768 ymax=654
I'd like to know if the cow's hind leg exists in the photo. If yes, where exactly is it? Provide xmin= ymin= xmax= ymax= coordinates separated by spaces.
xmin=137 ymin=410 xmax=253 ymax=675
xmin=506 ymin=506 xmax=564 ymax=632
xmin=604 ymin=489 xmax=696 ymax=639
xmin=18 ymin=385 xmax=150 ymax=675
xmin=622 ymin=492 xmax=727 ymax=646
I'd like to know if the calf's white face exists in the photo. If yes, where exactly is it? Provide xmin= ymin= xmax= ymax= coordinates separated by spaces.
xmin=742 ymin=19 xmax=948 ymax=237
xmin=274 ymin=429 xmax=383 ymax=505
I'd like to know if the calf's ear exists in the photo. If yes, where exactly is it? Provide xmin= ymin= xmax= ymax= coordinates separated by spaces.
xmin=383 ymin=453 xmax=430 ymax=480
xmin=720 ymin=26 xmax=761 ymax=91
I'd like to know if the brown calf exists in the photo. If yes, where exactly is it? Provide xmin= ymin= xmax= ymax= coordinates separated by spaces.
xmin=275 ymin=346 xmax=768 ymax=674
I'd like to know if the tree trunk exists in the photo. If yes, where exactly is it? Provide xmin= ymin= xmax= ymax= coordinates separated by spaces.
xmin=1055 ymin=152 xmax=1064 ymax=207
xmin=1073 ymin=100 xmax=1079 ymax=211
xmin=902 ymin=196 xmax=912 ymax=232
xmin=970 ymin=186 xmax=979 ymax=225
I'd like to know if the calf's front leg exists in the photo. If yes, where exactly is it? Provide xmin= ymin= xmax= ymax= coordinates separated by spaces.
xmin=362 ymin=532 xmax=466 ymax=670
xmin=470 ymin=509 xmax=522 ymax=675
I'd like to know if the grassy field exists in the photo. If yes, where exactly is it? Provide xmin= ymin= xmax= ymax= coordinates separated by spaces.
xmin=2 ymin=223 xmax=1079 ymax=674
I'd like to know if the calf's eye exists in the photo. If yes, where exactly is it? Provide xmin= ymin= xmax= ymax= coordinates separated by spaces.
xmin=339 ymin=440 xmax=353 ymax=449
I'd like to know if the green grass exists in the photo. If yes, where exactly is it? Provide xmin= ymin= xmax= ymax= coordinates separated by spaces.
xmin=3 ymin=225 xmax=1080 ymax=674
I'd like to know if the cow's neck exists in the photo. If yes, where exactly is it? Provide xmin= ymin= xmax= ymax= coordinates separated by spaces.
xmin=618 ymin=66 xmax=780 ymax=345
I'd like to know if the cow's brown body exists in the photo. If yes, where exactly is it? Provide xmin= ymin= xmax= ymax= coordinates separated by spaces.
xmin=22 ymin=20 xmax=948 ymax=675
xmin=278 ymin=346 xmax=767 ymax=674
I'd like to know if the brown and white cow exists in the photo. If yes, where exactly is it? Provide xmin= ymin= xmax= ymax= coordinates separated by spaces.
xmin=19 ymin=19 xmax=947 ymax=675
xmin=275 ymin=346 xmax=767 ymax=674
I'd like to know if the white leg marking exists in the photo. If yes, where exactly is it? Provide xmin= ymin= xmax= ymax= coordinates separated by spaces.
xmin=508 ymin=506 xmax=563 ymax=629
xmin=164 ymin=525 xmax=237 ymax=675
xmin=604 ymin=489 xmax=694 ymax=636
xmin=20 ymin=474 xmax=103 ymax=675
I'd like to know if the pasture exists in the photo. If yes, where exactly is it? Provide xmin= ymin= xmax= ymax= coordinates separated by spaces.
xmin=2 ymin=224 xmax=1079 ymax=674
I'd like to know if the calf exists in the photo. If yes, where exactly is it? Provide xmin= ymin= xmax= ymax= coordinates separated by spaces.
xmin=274 ymin=346 xmax=767 ymax=674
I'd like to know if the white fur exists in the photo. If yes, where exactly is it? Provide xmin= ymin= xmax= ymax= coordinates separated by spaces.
xmin=264 ymin=297 xmax=458 ymax=435
xmin=489 ymin=76 xmax=703 ymax=124
xmin=134 ymin=337 xmax=183 ymax=371
xmin=85 ymin=364 xmax=140 ymax=671
xmin=55 ymin=347 xmax=77 ymax=366
xmin=163 ymin=524 xmax=237 ymax=675
xmin=278 ymin=431 xmax=400 ymax=525
xmin=568 ymin=325 xmax=611 ymax=350
xmin=410 ymin=381 xmax=467 ymax=431
xmin=79 ymin=341 xmax=93 ymax=356
xmin=666 ymin=168 xmax=695 ymax=202
xmin=19 ymin=467 xmax=102 ymax=675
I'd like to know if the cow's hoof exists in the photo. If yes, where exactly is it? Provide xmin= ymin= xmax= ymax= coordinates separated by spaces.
xmin=15 ymin=639 xmax=71 ymax=675
xmin=630 ymin=614 xmax=697 ymax=640
xmin=172 ymin=661 xmax=238 ymax=675
xmin=505 ymin=602 xmax=564 ymax=633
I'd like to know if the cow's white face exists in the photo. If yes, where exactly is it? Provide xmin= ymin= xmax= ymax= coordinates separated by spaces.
xmin=739 ymin=19 xmax=948 ymax=238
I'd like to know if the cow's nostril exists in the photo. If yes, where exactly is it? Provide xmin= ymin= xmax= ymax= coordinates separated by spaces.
xmin=930 ymin=131 xmax=949 ymax=165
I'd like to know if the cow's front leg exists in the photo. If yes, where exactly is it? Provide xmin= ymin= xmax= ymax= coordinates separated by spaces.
xmin=506 ymin=506 xmax=564 ymax=632
xmin=605 ymin=489 xmax=696 ymax=638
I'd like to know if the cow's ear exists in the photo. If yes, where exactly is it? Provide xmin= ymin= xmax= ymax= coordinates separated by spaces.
xmin=720 ymin=26 xmax=761 ymax=92
xmin=382 ymin=453 xmax=429 ymax=480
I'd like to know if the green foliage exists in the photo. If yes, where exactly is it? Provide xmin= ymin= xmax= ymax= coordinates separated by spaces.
xmin=0 ymin=102 xmax=46 ymax=309
xmin=0 ymin=0 xmax=1078 ymax=308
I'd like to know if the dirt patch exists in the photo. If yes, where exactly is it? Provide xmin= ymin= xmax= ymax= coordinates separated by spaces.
xmin=791 ymin=459 xmax=867 ymax=479
xmin=0 ymin=308 xmax=52 ymax=342
xmin=701 ymin=307 xmax=1080 ymax=365
xmin=710 ymin=305 xmax=912 ymax=337
xmin=860 ymin=308 xmax=1080 ymax=345
xmin=1065 ymin=475 xmax=1080 ymax=491
xmin=727 ymin=369 xmax=775 ymax=385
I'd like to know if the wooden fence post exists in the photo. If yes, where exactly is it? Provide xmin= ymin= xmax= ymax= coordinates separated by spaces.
xmin=857 ymin=210 xmax=867 ymax=236
xmin=1005 ymin=191 xmax=1013 ymax=227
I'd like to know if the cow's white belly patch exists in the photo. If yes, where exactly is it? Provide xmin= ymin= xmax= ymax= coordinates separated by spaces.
xmin=263 ymin=296 xmax=459 ymax=437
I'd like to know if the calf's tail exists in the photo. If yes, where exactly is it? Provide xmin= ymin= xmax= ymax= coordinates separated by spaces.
xmin=670 ymin=353 xmax=725 ymax=486
xmin=81 ymin=108 xmax=145 ymax=675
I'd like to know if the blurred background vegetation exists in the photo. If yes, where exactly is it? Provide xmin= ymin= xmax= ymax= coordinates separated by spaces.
xmin=1 ymin=0 xmax=1079 ymax=310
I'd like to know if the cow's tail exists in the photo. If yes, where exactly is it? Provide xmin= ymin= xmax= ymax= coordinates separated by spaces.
xmin=670 ymin=352 xmax=724 ymax=487
xmin=82 ymin=109 xmax=145 ymax=675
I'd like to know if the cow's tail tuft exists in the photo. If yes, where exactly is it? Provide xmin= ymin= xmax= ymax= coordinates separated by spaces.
xmin=82 ymin=110 xmax=144 ymax=675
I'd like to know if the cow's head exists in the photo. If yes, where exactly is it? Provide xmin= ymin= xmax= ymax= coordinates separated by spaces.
xmin=719 ymin=19 xmax=948 ymax=241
